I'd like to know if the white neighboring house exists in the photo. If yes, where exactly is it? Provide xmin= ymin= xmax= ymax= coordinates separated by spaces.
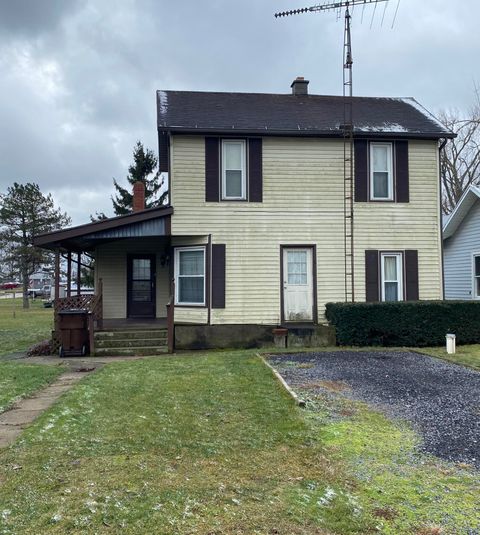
xmin=29 ymin=271 xmax=52 ymax=288
xmin=443 ymin=184 xmax=480 ymax=300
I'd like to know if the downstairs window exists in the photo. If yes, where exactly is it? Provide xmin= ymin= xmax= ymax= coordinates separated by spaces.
xmin=174 ymin=247 xmax=206 ymax=306
xmin=381 ymin=252 xmax=403 ymax=302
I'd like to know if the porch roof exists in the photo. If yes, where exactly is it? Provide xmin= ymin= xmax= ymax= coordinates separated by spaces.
xmin=34 ymin=206 xmax=173 ymax=252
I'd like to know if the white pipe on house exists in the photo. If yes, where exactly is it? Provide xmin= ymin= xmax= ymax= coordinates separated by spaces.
xmin=446 ymin=333 xmax=456 ymax=354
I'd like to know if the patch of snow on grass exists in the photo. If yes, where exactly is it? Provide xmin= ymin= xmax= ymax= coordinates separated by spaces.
xmin=317 ymin=487 xmax=336 ymax=507
xmin=85 ymin=499 xmax=97 ymax=514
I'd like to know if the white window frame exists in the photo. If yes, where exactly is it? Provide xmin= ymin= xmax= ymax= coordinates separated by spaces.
xmin=380 ymin=252 xmax=404 ymax=302
xmin=221 ymin=139 xmax=247 ymax=201
xmin=174 ymin=246 xmax=206 ymax=306
xmin=370 ymin=142 xmax=394 ymax=201
xmin=472 ymin=253 xmax=480 ymax=299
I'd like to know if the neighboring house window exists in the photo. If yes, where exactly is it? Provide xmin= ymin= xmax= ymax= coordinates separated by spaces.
xmin=174 ymin=247 xmax=205 ymax=305
xmin=370 ymin=143 xmax=393 ymax=201
xmin=381 ymin=252 xmax=403 ymax=301
xmin=474 ymin=254 xmax=480 ymax=298
xmin=222 ymin=140 xmax=246 ymax=200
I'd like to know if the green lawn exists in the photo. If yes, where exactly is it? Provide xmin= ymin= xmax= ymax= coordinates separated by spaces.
xmin=0 ymin=352 xmax=477 ymax=534
xmin=0 ymin=361 xmax=64 ymax=413
xmin=0 ymin=298 xmax=53 ymax=356
xmin=418 ymin=345 xmax=480 ymax=370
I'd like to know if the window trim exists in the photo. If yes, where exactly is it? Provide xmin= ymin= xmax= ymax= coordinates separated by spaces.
xmin=472 ymin=252 xmax=480 ymax=299
xmin=174 ymin=246 xmax=206 ymax=307
xmin=380 ymin=252 xmax=404 ymax=302
xmin=221 ymin=139 xmax=247 ymax=201
xmin=370 ymin=142 xmax=394 ymax=201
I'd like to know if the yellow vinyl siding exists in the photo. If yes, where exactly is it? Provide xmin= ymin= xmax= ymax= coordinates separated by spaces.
xmin=354 ymin=140 xmax=441 ymax=301
xmin=95 ymin=238 xmax=170 ymax=319
xmin=170 ymin=136 xmax=442 ymax=324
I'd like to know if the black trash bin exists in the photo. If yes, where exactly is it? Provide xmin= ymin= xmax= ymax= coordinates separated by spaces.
xmin=58 ymin=309 xmax=90 ymax=357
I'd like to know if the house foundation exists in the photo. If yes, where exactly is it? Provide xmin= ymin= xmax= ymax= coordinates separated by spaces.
xmin=174 ymin=323 xmax=336 ymax=351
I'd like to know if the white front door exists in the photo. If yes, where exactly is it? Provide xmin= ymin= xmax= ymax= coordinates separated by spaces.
xmin=283 ymin=247 xmax=314 ymax=322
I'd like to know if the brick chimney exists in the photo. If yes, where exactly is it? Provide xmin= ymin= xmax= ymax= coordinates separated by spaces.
xmin=291 ymin=76 xmax=309 ymax=96
xmin=132 ymin=181 xmax=145 ymax=212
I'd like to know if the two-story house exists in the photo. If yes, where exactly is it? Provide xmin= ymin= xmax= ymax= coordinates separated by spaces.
xmin=35 ymin=78 xmax=453 ymax=355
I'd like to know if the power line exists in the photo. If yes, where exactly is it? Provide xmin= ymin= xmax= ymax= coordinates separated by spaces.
xmin=370 ymin=0 xmax=379 ymax=29
xmin=391 ymin=0 xmax=401 ymax=29
xmin=381 ymin=1 xmax=388 ymax=27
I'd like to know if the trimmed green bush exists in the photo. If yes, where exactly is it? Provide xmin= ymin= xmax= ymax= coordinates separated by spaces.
xmin=325 ymin=301 xmax=480 ymax=347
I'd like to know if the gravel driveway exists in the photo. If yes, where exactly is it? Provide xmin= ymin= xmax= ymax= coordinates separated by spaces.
xmin=269 ymin=351 xmax=480 ymax=468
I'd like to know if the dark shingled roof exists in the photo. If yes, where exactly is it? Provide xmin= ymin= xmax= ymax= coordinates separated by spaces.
xmin=156 ymin=90 xmax=454 ymax=139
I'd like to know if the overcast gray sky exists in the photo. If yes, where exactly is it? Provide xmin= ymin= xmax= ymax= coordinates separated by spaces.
xmin=0 ymin=0 xmax=478 ymax=224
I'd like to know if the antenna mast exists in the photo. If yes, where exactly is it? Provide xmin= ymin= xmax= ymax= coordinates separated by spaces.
xmin=275 ymin=0 xmax=389 ymax=303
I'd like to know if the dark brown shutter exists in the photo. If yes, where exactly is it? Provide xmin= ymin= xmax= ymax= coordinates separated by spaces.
xmin=248 ymin=138 xmax=263 ymax=202
xmin=365 ymin=250 xmax=379 ymax=302
xmin=211 ymin=244 xmax=226 ymax=308
xmin=205 ymin=137 xmax=220 ymax=202
xmin=158 ymin=130 xmax=169 ymax=172
xmin=405 ymin=249 xmax=419 ymax=301
xmin=354 ymin=140 xmax=369 ymax=202
xmin=395 ymin=140 xmax=409 ymax=203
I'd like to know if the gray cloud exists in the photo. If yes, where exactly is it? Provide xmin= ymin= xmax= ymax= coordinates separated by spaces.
xmin=0 ymin=0 xmax=83 ymax=37
xmin=0 ymin=0 xmax=478 ymax=224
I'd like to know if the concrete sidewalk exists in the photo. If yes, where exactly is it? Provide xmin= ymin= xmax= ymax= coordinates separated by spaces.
xmin=0 ymin=370 xmax=91 ymax=448
xmin=0 ymin=354 xmax=160 ymax=448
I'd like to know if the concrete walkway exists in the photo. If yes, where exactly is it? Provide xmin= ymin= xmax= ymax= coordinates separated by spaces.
xmin=0 ymin=370 xmax=91 ymax=448
xmin=0 ymin=354 xmax=157 ymax=448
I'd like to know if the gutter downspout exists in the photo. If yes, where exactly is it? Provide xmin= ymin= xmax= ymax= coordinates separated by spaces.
xmin=207 ymin=234 xmax=212 ymax=325
xmin=439 ymin=138 xmax=448 ymax=300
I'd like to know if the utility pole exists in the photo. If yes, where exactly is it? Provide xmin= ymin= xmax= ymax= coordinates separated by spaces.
xmin=275 ymin=0 xmax=390 ymax=302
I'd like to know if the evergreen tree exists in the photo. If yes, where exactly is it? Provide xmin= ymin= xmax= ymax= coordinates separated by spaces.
xmin=0 ymin=182 xmax=71 ymax=309
xmin=90 ymin=212 xmax=108 ymax=222
xmin=112 ymin=141 xmax=167 ymax=215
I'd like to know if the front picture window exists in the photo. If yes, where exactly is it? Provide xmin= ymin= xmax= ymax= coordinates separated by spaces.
xmin=222 ymin=140 xmax=246 ymax=200
xmin=175 ymin=247 xmax=205 ymax=305
xmin=381 ymin=253 xmax=403 ymax=302
xmin=370 ymin=143 xmax=393 ymax=200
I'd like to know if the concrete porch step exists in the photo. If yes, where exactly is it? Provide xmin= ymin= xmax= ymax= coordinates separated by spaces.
xmin=94 ymin=346 xmax=169 ymax=357
xmin=95 ymin=337 xmax=167 ymax=349
xmin=95 ymin=329 xmax=167 ymax=340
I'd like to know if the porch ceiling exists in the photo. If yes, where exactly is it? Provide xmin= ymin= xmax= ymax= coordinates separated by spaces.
xmin=34 ymin=206 xmax=173 ymax=253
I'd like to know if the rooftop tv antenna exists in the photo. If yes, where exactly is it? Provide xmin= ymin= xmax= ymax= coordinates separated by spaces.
xmin=275 ymin=0 xmax=391 ymax=303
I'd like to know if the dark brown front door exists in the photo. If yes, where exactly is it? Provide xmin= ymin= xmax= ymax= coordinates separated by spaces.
xmin=127 ymin=255 xmax=156 ymax=318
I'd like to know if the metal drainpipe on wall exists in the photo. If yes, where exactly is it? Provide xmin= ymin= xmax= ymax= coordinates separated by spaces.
xmin=439 ymin=137 xmax=448 ymax=300
xmin=208 ymin=234 xmax=212 ymax=325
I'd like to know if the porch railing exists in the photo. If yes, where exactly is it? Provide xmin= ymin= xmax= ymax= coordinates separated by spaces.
xmin=54 ymin=293 xmax=103 ymax=325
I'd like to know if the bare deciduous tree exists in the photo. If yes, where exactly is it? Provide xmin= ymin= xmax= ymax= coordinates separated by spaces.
xmin=440 ymin=101 xmax=480 ymax=215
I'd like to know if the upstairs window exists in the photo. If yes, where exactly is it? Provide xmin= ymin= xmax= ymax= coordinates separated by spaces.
xmin=370 ymin=143 xmax=393 ymax=201
xmin=222 ymin=140 xmax=246 ymax=200
xmin=381 ymin=252 xmax=403 ymax=302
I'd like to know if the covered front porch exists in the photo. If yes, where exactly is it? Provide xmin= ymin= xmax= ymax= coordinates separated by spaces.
xmin=33 ymin=205 xmax=198 ymax=355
